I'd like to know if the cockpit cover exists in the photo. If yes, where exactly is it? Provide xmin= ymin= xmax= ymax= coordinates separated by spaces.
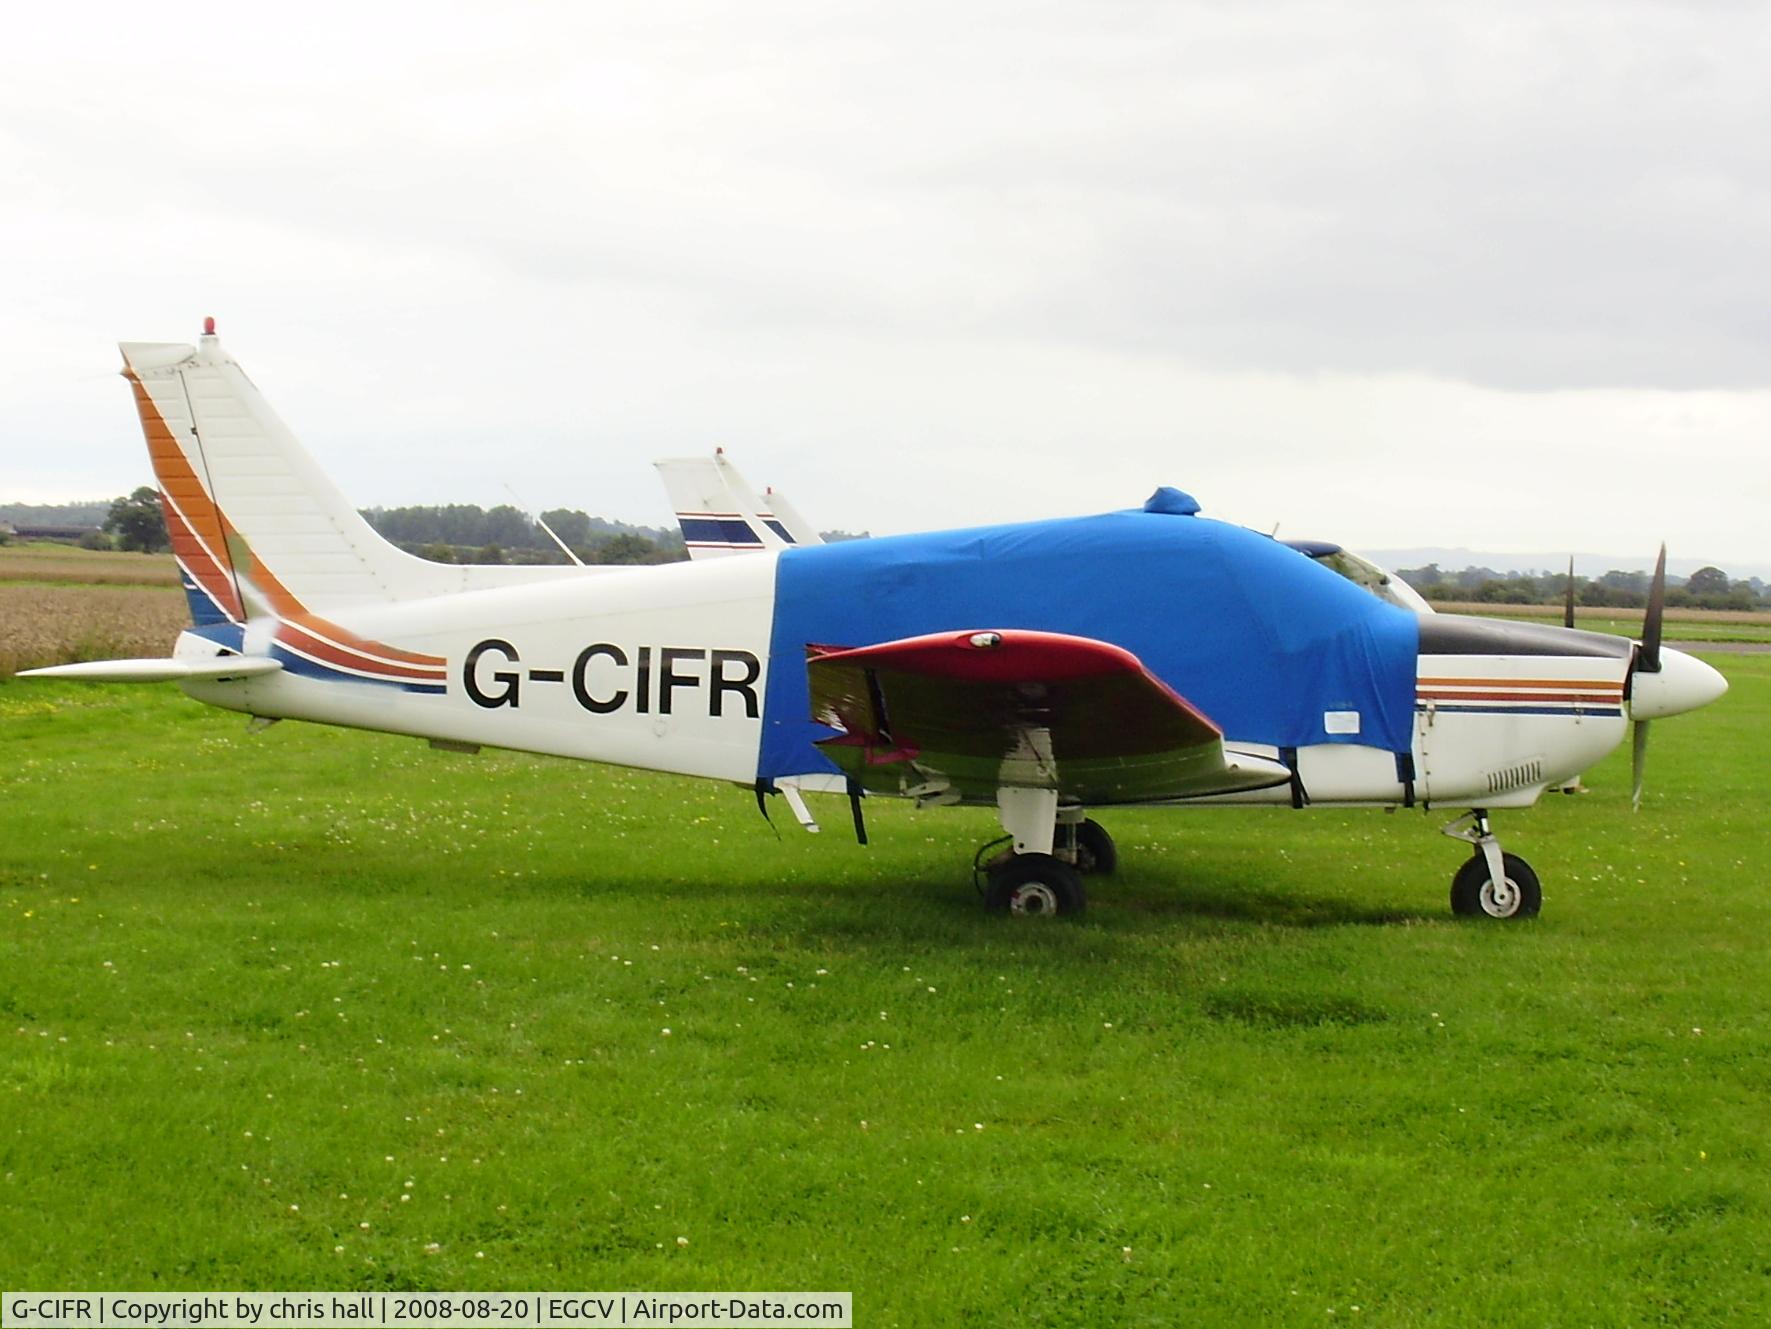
xmin=759 ymin=508 xmax=1420 ymax=780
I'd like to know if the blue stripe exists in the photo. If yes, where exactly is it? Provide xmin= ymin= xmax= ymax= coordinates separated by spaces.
xmin=180 ymin=572 xmax=235 ymax=627
xmin=186 ymin=622 xmax=246 ymax=652
xmin=1418 ymin=704 xmax=1623 ymax=718
xmin=763 ymin=519 xmax=795 ymax=543
xmin=679 ymin=516 xmax=763 ymax=546
xmin=271 ymin=644 xmax=447 ymax=694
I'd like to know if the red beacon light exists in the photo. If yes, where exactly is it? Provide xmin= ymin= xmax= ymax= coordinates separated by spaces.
xmin=202 ymin=316 xmax=216 ymax=336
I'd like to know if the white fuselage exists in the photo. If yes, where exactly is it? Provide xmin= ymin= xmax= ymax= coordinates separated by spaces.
xmin=180 ymin=549 xmax=1650 ymax=814
xmin=186 ymin=553 xmax=780 ymax=783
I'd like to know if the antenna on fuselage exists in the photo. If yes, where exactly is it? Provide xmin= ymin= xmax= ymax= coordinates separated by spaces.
xmin=503 ymin=483 xmax=586 ymax=567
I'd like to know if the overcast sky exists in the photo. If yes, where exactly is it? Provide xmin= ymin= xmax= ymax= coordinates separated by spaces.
xmin=3 ymin=2 xmax=1767 ymax=568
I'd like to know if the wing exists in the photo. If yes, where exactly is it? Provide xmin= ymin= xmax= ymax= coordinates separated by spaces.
xmin=806 ymin=630 xmax=1291 ymax=804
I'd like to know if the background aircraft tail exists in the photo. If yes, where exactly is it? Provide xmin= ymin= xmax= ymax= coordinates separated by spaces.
xmin=762 ymin=485 xmax=821 ymax=548
xmin=653 ymin=449 xmax=822 ymax=560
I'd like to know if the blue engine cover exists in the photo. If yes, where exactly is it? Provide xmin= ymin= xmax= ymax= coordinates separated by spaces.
xmin=759 ymin=506 xmax=1420 ymax=780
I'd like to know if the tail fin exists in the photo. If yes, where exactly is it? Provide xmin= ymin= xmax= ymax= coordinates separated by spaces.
xmin=122 ymin=339 xmax=250 ymax=628
xmin=123 ymin=324 xmax=594 ymax=626
xmin=762 ymin=485 xmax=822 ymax=549
xmin=653 ymin=449 xmax=821 ymax=560
xmin=125 ymin=328 xmax=443 ymax=617
xmin=119 ymin=323 xmax=607 ymax=694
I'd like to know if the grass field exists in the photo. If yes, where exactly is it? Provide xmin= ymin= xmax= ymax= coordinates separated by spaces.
xmin=1430 ymin=601 xmax=1771 ymax=646
xmin=2 ymin=657 xmax=1766 ymax=1325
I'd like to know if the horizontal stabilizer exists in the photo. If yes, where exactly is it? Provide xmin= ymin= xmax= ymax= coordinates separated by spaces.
xmin=20 ymin=657 xmax=283 ymax=683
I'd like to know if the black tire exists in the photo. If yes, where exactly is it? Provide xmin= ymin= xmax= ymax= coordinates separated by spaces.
xmin=1073 ymin=819 xmax=1118 ymax=876
xmin=1450 ymin=852 xmax=1542 ymax=920
xmin=985 ymin=854 xmax=1087 ymax=917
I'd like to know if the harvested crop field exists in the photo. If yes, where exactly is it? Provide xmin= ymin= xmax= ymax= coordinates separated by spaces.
xmin=0 ymin=582 xmax=187 ymax=677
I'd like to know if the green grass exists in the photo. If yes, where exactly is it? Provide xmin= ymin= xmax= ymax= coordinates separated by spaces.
xmin=1435 ymin=604 xmax=1771 ymax=645
xmin=2 ymin=661 xmax=1768 ymax=1325
xmin=0 ymin=541 xmax=178 ymax=588
xmin=1489 ymin=614 xmax=1771 ymax=644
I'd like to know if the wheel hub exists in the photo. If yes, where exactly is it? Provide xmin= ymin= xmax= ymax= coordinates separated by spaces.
xmin=1008 ymin=882 xmax=1060 ymax=915
xmin=1481 ymin=876 xmax=1520 ymax=917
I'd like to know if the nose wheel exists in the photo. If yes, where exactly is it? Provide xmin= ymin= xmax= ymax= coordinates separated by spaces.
xmin=1450 ymin=851 xmax=1541 ymax=918
xmin=1441 ymin=810 xmax=1542 ymax=920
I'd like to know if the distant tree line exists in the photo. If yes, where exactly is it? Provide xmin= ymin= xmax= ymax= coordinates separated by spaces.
xmin=1396 ymin=563 xmax=1769 ymax=612
xmin=358 ymin=505 xmax=685 ymax=565
xmin=0 ymin=500 xmax=112 ymax=528
xmin=8 ymin=493 xmax=688 ymax=566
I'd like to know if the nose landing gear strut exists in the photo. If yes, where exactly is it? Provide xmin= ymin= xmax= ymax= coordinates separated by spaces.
xmin=1441 ymin=809 xmax=1541 ymax=919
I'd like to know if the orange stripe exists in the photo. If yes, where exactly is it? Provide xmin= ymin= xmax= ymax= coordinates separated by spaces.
xmin=275 ymin=622 xmax=445 ymax=681
xmin=229 ymin=542 xmax=444 ymax=669
xmin=1419 ymin=690 xmax=1620 ymax=704
xmin=128 ymin=369 xmax=244 ymax=620
xmin=161 ymin=499 xmax=241 ymax=617
xmin=283 ymin=607 xmax=445 ymax=669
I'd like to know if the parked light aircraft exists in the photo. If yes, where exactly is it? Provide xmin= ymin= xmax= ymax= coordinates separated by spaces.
xmin=25 ymin=324 xmax=1729 ymax=920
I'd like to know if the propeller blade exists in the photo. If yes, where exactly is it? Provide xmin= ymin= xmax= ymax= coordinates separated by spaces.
xmin=1640 ymin=544 xmax=1666 ymax=673
xmin=1630 ymin=547 xmax=1662 ymax=803
xmin=1631 ymin=720 xmax=1650 ymax=811
xmin=1564 ymin=555 xmax=1576 ymax=629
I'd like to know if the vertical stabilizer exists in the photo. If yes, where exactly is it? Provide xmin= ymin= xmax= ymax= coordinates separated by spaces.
xmin=763 ymin=485 xmax=822 ymax=548
xmin=124 ymin=330 xmax=428 ymax=613
xmin=122 ymin=339 xmax=248 ymax=626
xmin=121 ymin=325 xmax=597 ymax=618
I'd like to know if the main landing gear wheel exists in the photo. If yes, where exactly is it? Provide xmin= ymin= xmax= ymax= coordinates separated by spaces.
xmin=985 ymin=854 xmax=1087 ymax=918
xmin=1450 ymin=852 xmax=1542 ymax=920
xmin=1071 ymin=818 xmax=1117 ymax=876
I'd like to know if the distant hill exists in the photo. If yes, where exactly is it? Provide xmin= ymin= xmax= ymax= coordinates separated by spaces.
xmin=0 ymin=500 xmax=108 ymax=528
xmin=1363 ymin=547 xmax=1771 ymax=583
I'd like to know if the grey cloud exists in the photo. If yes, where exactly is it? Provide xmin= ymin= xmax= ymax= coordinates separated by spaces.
xmin=14 ymin=2 xmax=1769 ymax=389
